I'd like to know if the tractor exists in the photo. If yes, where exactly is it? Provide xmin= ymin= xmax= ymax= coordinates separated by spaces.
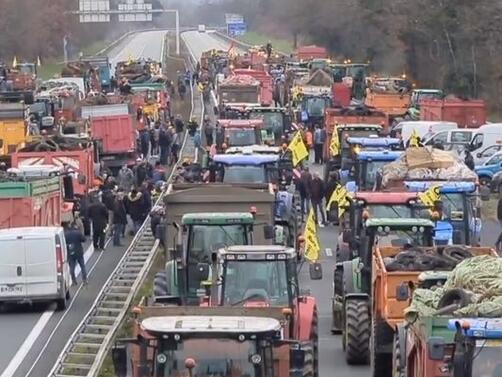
xmin=332 ymin=218 xmax=435 ymax=366
xmin=112 ymin=307 xmax=312 ymax=377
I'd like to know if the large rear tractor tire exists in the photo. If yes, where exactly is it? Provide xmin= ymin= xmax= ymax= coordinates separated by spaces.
xmin=371 ymin=318 xmax=393 ymax=377
xmin=153 ymin=271 xmax=168 ymax=296
xmin=345 ymin=299 xmax=370 ymax=365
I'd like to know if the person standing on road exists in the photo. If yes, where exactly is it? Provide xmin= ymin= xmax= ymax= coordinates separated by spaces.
xmin=159 ymin=125 xmax=172 ymax=165
xmin=112 ymin=189 xmax=127 ymax=247
xmin=125 ymin=188 xmax=146 ymax=234
xmin=188 ymin=117 xmax=198 ymax=137
xmin=310 ymin=172 xmax=326 ymax=226
xmin=63 ymin=221 xmax=88 ymax=286
xmin=117 ymin=164 xmax=134 ymax=192
xmin=87 ymin=195 xmax=109 ymax=251
xmin=204 ymin=116 xmax=214 ymax=146
xmin=464 ymin=150 xmax=475 ymax=170
xmin=171 ymin=133 xmax=181 ymax=165
xmin=298 ymin=167 xmax=312 ymax=221
xmin=175 ymin=114 xmax=184 ymax=136
xmin=313 ymin=125 xmax=325 ymax=164
xmin=324 ymin=171 xmax=339 ymax=205
xmin=496 ymin=197 xmax=502 ymax=252
xmin=215 ymin=122 xmax=225 ymax=150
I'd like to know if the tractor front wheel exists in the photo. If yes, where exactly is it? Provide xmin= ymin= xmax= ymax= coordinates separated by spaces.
xmin=345 ymin=299 xmax=370 ymax=365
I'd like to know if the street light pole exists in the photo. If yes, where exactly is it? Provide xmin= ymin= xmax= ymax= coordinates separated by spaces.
xmin=175 ymin=10 xmax=180 ymax=55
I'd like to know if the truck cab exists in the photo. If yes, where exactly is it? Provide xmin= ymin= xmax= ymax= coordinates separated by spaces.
xmin=408 ymin=89 xmax=444 ymax=119
xmin=0 ymin=102 xmax=27 ymax=156
xmin=79 ymin=56 xmax=111 ymax=92
xmin=210 ymin=154 xmax=280 ymax=184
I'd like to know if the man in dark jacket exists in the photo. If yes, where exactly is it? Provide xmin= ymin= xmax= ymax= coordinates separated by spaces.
xmin=125 ymin=188 xmax=146 ymax=233
xmin=464 ymin=150 xmax=475 ymax=170
xmin=215 ymin=122 xmax=225 ymax=149
xmin=63 ymin=221 xmax=87 ymax=285
xmin=298 ymin=167 xmax=312 ymax=220
xmin=310 ymin=172 xmax=326 ymax=226
xmin=112 ymin=189 xmax=128 ymax=246
xmin=324 ymin=171 xmax=339 ymax=205
xmin=204 ymin=116 xmax=214 ymax=146
xmin=159 ymin=126 xmax=172 ymax=165
xmin=87 ymin=196 xmax=109 ymax=251
xmin=496 ymin=197 xmax=502 ymax=252
xmin=174 ymin=115 xmax=184 ymax=135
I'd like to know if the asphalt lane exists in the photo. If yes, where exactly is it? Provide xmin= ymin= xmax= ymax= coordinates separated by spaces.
xmin=0 ymin=30 xmax=167 ymax=377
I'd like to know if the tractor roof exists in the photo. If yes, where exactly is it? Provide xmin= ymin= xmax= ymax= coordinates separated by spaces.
xmin=213 ymin=154 xmax=279 ymax=166
xmin=355 ymin=192 xmax=418 ymax=204
xmin=337 ymin=124 xmax=382 ymax=131
xmin=347 ymin=137 xmax=401 ymax=148
xmin=142 ymin=315 xmax=281 ymax=335
xmin=218 ymin=119 xmax=263 ymax=128
xmin=225 ymin=145 xmax=281 ymax=155
xmin=356 ymin=150 xmax=402 ymax=161
xmin=182 ymin=212 xmax=254 ymax=225
xmin=404 ymin=181 xmax=476 ymax=194
xmin=365 ymin=218 xmax=435 ymax=228
xmin=219 ymin=245 xmax=296 ymax=260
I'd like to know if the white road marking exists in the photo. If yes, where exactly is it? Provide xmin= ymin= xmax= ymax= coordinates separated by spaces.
xmin=325 ymin=248 xmax=333 ymax=257
xmin=0 ymin=243 xmax=95 ymax=377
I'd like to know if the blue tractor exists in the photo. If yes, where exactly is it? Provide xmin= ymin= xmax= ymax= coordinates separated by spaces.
xmin=405 ymin=181 xmax=481 ymax=246
xmin=210 ymin=153 xmax=298 ymax=249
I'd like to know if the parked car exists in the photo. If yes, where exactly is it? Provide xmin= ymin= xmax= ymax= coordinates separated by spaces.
xmin=475 ymin=151 xmax=502 ymax=186
xmin=474 ymin=144 xmax=502 ymax=166
xmin=0 ymin=227 xmax=71 ymax=310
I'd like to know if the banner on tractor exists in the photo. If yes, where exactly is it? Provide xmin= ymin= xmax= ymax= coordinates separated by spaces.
xmin=287 ymin=131 xmax=309 ymax=167
xmin=409 ymin=128 xmax=420 ymax=148
xmin=418 ymin=185 xmax=441 ymax=207
xmin=327 ymin=184 xmax=352 ymax=217
xmin=329 ymin=126 xmax=340 ymax=156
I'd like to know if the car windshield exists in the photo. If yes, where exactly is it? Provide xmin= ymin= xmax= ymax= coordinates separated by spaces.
xmin=223 ymin=260 xmax=290 ymax=306
xmin=226 ymin=129 xmax=258 ymax=146
xmin=222 ymin=166 xmax=266 ymax=184
xmin=249 ymin=112 xmax=283 ymax=133
xmin=189 ymin=225 xmax=247 ymax=261
xmin=471 ymin=342 xmax=502 ymax=377
xmin=158 ymin=338 xmax=259 ymax=377
xmin=374 ymin=229 xmax=429 ymax=247
xmin=305 ymin=97 xmax=327 ymax=117
xmin=366 ymin=204 xmax=413 ymax=218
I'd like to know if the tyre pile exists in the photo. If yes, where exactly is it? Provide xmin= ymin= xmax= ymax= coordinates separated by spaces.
xmin=404 ymin=255 xmax=502 ymax=320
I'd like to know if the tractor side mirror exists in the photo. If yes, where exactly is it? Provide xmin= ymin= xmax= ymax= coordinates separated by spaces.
xmin=342 ymin=229 xmax=351 ymax=244
xmin=77 ymin=173 xmax=86 ymax=185
xmin=427 ymin=337 xmax=445 ymax=360
xmin=111 ymin=344 xmax=128 ymax=377
xmin=264 ymin=225 xmax=275 ymax=240
xmin=196 ymin=263 xmax=210 ymax=281
xmin=396 ymin=282 xmax=409 ymax=301
xmin=309 ymin=262 xmax=323 ymax=280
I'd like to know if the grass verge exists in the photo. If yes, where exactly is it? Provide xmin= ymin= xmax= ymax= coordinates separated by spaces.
xmin=237 ymin=31 xmax=294 ymax=54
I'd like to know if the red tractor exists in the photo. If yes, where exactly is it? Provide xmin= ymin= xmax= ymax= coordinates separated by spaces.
xmin=195 ymin=245 xmax=321 ymax=377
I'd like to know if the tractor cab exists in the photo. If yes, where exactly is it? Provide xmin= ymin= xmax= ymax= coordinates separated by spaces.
xmin=336 ymin=124 xmax=383 ymax=176
xmin=346 ymin=150 xmax=402 ymax=191
xmin=113 ymin=309 xmax=310 ymax=377
xmin=405 ymin=181 xmax=481 ymax=246
xmin=447 ymin=318 xmax=502 ymax=377
xmin=298 ymin=92 xmax=333 ymax=127
xmin=157 ymin=212 xmax=257 ymax=304
xmin=210 ymin=154 xmax=280 ymax=184
xmin=248 ymin=107 xmax=291 ymax=144
xmin=219 ymin=119 xmax=265 ymax=147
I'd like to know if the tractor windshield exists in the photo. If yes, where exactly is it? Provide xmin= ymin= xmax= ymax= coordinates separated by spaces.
xmin=189 ymin=225 xmax=247 ymax=260
xmin=223 ymin=260 xmax=291 ymax=307
xmin=471 ymin=342 xmax=502 ymax=377
xmin=357 ymin=160 xmax=387 ymax=189
xmin=374 ymin=228 xmax=431 ymax=248
xmin=440 ymin=193 xmax=466 ymax=220
xmin=249 ymin=111 xmax=284 ymax=136
xmin=305 ymin=97 xmax=328 ymax=117
xmin=157 ymin=338 xmax=260 ymax=377
xmin=225 ymin=128 xmax=259 ymax=146
xmin=221 ymin=165 xmax=267 ymax=184
xmin=18 ymin=64 xmax=35 ymax=75
xmin=366 ymin=205 xmax=413 ymax=219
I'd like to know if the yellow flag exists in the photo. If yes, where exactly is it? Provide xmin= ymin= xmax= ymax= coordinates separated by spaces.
xmin=287 ymin=131 xmax=309 ymax=167
xmin=329 ymin=125 xmax=340 ymax=156
xmin=326 ymin=184 xmax=352 ymax=218
xmin=303 ymin=208 xmax=321 ymax=262
xmin=37 ymin=56 xmax=42 ymax=67
xmin=12 ymin=56 xmax=17 ymax=68
xmin=409 ymin=128 xmax=419 ymax=148
xmin=127 ymin=54 xmax=134 ymax=64
xmin=418 ymin=185 xmax=441 ymax=207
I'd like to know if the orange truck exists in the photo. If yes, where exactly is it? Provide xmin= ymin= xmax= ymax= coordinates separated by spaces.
xmin=371 ymin=245 xmax=496 ymax=377
xmin=364 ymin=91 xmax=411 ymax=127
xmin=11 ymin=142 xmax=96 ymax=197
xmin=295 ymin=45 xmax=328 ymax=61
xmin=0 ymin=176 xmax=62 ymax=229
xmin=420 ymin=98 xmax=487 ymax=128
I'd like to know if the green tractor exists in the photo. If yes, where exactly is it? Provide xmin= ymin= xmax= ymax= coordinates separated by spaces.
xmin=153 ymin=212 xmax=275 ymax=305
xmin=407 ymin=89 xmax=444 ymax=120
xmin=331 ymin=218 xmax=435 ymax=365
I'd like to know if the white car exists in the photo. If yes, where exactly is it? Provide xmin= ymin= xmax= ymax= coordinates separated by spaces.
xmin=474 ymin=144 xmax=502 ymax=166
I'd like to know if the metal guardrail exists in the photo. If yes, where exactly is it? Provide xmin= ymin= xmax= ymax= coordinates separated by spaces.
xmin=48 ymin=32 xmax=203 ymax=377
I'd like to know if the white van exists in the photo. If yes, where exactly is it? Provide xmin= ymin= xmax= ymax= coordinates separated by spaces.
xmin=398 ymin=121 xmax=457 ymax=143
xmin=0 ymin=227 xmax=71 ymax=310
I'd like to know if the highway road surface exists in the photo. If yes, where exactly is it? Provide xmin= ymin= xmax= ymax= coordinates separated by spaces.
xmin=0 ymin=30 xmax=167 ymax=377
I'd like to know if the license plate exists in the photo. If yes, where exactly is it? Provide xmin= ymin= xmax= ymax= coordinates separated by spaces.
xmin=0 ymin=285 xmax=23 ymax=294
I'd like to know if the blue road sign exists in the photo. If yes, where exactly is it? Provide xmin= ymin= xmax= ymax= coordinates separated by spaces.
xmin=228 ymin=22 xmax=247 ymax=37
